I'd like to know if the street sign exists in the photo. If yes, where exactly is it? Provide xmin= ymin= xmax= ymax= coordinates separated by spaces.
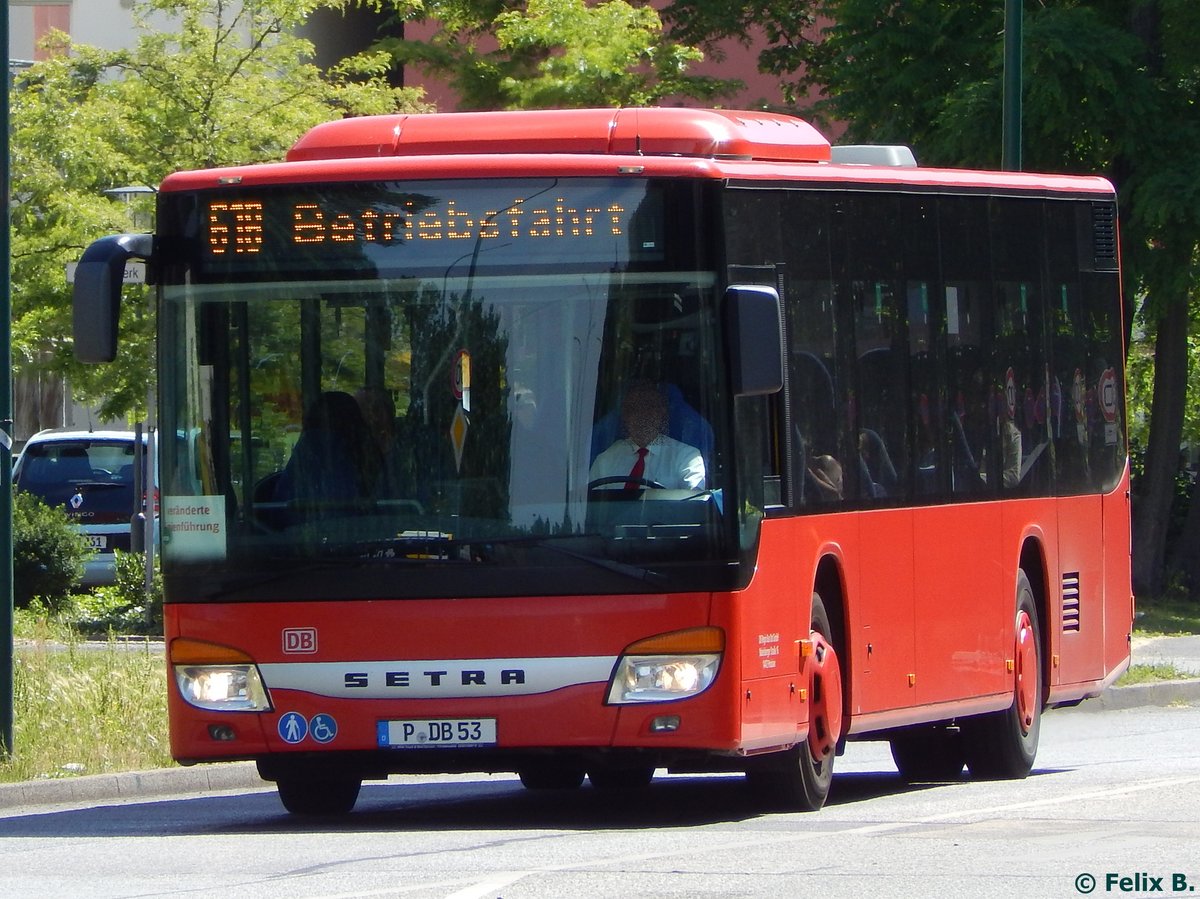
xmin=65 ymin=261 xmax=146 ymax=285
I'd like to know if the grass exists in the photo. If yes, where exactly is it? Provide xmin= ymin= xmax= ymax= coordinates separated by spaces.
xmin=1134 ymin=594 xmax=1200 ymax=636
xmin=1 ymin=614 xmax=171 ymax=783
xmin=1117 ymin=662 xmax=1192 ymax=685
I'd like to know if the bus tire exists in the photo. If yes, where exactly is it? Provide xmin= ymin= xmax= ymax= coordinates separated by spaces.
xmin=965 ymin=571 xmax=1042 ymax=780
xmin=746 ymin=591 xmax=841 ymax=811
xmin=276 ymin=772 xmax=362 ymax=816
xmin=518 ymin=765 xmax=586 ymax=790
xmin=587 ymin=765 xmax=655 ymax=792
xmin=889 ymin=726 xmax=965 ymax=783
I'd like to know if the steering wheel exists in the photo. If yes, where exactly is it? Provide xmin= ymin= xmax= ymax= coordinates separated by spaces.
xmin=587 ymin=475 xmax=667 ymax=490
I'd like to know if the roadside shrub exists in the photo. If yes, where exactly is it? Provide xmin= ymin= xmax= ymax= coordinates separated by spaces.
xmin=12 ymin=489 xmax=92 ymax=612
xmin=78 ymin=550 xmax=163 ymax=635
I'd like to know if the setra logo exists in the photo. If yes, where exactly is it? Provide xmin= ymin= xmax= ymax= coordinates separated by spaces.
xmin=282 ymin=627 xmax=318 ymax=654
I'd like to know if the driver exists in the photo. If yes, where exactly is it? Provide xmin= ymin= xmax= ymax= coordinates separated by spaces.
xmin=589 ymin=381 xmax=705 ymax=490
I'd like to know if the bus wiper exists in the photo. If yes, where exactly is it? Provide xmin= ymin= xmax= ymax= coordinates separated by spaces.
xmin=541 ymin=543 xmax=666 ymax=586
xmin=473 ymin=535 xmax=666 ymax=586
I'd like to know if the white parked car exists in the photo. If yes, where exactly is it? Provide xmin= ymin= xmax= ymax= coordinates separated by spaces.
xmin=12 ymin=429 xmax=155 ymax=587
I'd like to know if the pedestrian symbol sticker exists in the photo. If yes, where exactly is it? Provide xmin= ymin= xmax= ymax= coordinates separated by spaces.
xmin=310 ymin=714 xmax=338 ymax=744
xmin=278 ymin=711 xmax=308 ymax=744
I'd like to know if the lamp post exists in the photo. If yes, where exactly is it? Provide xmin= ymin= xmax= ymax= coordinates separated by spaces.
xmin=103 ymin=186 xmax=157 ymax=608
xmin=3 ymin=3 xmax=15 ymax=761
xmin=1002 ymin=0 xmax=1023 ymax=171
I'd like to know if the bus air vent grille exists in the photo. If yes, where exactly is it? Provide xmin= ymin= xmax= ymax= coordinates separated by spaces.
xmin=1091 ymin=203 xmax=1118 ymax=271
xmin=1061 ymin=572 xmax=1081 ymax=632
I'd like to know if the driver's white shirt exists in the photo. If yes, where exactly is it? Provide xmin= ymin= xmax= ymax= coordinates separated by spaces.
xmin=589 ymin=435 xmax=705 ymax=489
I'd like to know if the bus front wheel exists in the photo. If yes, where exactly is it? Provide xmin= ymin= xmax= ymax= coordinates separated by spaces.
xmin=747 ymin=591 xmax=842 ymax=811
xmin=518 ymin=765 xmax=586 ymax=790
xmin=965 ymin=571 xmax=1042 ymax=780
xmin=889 ymin=726 xmax=965 ymax=783
xmin=275 ymin=771 xmax=362 ymax=816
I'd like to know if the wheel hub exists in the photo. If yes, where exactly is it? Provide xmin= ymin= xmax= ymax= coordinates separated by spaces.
xmin=1014 ymin=609 xmax=1038 ymax=735
xmin=807 ymin=632 xmax=843 ymax=762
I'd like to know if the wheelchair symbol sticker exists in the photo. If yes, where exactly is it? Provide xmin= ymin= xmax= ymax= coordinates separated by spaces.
xmin=310 ymin=714 xmax=338 ymax=744
xmin=278 ymin=711 xmax=307 ymax=744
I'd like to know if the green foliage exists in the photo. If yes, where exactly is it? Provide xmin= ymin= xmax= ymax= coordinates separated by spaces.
xmin=76 ymin=551 xmax=164 ymax=637
xmin=12 ymin=600 xmax=84 ymax=644
xmin=1135 ymin=593 xmax=1200 ymax=634
xmin=9 ymin=0 xmax=430 ymax=424
xmin=1127 ymin=314 xmax=1200 ymax=453
xmin=374 ymin=0 xmax=736 ymax=109
xmin=11 ymin=490 xmax=93 ymax=612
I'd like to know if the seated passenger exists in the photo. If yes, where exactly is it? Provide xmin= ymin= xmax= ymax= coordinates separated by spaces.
xmin=274 ymin=391 xmax=380 ymax=504
xmin=589 ymin=381 xmax=705 ymax=490
xmin=808 ymin=454 xmax=844 ymax=501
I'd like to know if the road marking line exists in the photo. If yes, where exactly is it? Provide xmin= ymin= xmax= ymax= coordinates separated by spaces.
xmin=443 ymin=870 xmax=534 ymax=899
xmin=436 ymin=773 xmax=1200 ymax=897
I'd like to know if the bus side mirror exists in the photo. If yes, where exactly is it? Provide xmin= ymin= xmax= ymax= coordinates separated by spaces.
xmin=723 ymin=284 xmax=784 ymax=396
xmin=72 ymin=233 xmax=153 ymax=363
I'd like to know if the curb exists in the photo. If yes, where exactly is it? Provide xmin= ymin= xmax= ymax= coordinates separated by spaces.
xmin=0 ymin=761 xmax=264 ymax=812
xmin=1069 ymin=678 xmax=1200 ymax=712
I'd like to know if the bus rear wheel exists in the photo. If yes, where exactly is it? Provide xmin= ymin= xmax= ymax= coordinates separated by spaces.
xmin=965 ymin=571 xmax=1042 ymax=780
xmin=747 ymin=591 xmax=842 ymax=811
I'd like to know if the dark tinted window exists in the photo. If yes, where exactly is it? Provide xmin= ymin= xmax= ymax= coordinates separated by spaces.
xmin=16 ymin=440 xmax=141 ymax=524
xmin=723 ymin=186 xmax=1125 ymax=511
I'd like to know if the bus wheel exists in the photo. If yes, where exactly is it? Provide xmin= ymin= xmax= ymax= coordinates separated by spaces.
xmin=587 ymin=765 xmax=655 ymax=792
xmin=276 ymin=773 xmax=362 ymax=816
xmin=889 ymin=726 xmax=965 ymax=782
xmin=747 ymin=592 xmax=842 ymax=811
xmin=965 ymin=571 xmax=1042 ymax=780
xmin=518 ymin=765 xmax=586 ymax=790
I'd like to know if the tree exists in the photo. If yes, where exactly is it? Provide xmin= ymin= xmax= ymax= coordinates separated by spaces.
xmin=664 ymin=0 xmax=1200 ymax=597
xmin=9 ymin=0 xmax=430 ymax=423
xmin=369 ymin=0 xmax=736 ymax=110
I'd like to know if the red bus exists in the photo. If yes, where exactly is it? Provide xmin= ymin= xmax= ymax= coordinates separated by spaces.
xmin=73 ymin=108 xmax=1132 ymax=815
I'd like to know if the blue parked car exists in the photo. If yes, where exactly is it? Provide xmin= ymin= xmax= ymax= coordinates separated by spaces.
xmin=12 ymin=429 xmax=155 ymax=587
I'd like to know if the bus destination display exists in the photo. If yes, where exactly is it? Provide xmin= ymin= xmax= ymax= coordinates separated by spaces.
xmin=194 ymin=179 xmax=662 ymax=275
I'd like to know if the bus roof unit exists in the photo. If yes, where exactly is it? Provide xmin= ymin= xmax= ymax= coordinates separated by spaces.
xmin=830 ymin=145 xmax=918 ymax=167
xmin=287 ymin=107 xmax=833 ymax=165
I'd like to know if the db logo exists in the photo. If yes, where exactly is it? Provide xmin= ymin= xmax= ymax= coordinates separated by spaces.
xmin=282 ymin=628 xmax=318 ymax=654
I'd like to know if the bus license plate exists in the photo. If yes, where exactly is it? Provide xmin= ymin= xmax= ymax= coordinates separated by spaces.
xmin=378 ymin=718 xmax=497 ymax=749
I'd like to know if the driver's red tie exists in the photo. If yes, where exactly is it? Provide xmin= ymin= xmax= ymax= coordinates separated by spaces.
xmin=625 ymin=446 xmax=649 ymax=490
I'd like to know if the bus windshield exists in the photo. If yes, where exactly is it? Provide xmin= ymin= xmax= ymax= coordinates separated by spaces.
xmin=157 ymin=177 xmax=738 ymax=600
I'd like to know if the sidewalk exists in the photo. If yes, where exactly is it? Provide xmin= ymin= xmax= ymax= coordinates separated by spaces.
xmin=2 ymin=636 xmax=1198 ymax=812
xmin=1081 ymin=633 xmax=1200 ymax=712
xmin=1131 ymin=633 xmax=1200 ymax=676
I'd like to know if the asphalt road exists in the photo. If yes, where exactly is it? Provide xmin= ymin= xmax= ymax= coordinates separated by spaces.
xmin=1 ymin=701 xmax=1198 ymax=899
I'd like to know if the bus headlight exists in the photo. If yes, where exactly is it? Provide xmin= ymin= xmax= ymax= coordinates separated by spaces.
xmin=170 ymin=638 xmax=273 ymax=712
xmin=175 ymin=664 xmax=271 ymax=711
xmin=606 ymin=627 xmax=724 ymax=704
